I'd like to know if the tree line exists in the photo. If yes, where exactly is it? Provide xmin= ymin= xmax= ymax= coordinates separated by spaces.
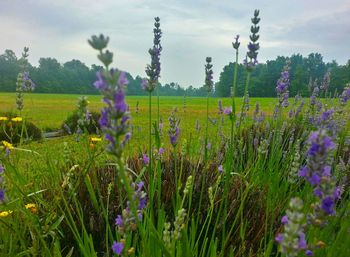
xmin=0 ymin=49 xmax=349 ymax=97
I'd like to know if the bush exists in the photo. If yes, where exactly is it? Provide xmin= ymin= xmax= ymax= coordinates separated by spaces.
xmin=61 ymin=111 xmax=101 ymax=135
xmin=0 ymin=112 xmax=42 ymax=143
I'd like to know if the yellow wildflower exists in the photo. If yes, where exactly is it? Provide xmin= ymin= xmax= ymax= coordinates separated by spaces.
xmin=25 ymin=203 xmax=38 ymax=214
xmin=2 ymin=141 xmax=14 ymax=149
xmin=90 ymin=137 xmax=102 ymax=143
xmin=0 ymin=117 xmax=8 ymax=121
xmin=11 ymin=117 xmax=23 ymax=122
xmin=0 ymin=210 xmax=13 ymax=217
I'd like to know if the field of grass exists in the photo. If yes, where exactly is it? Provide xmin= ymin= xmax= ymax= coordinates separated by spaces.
xmin=0 ymin=93 xmax=278 ymax=131
xmin=1 ymin=88 xmax=350 ymax=257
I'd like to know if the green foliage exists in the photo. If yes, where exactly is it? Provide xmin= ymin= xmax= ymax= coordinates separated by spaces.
xmin=0 ymin=112 xmax=42 ymax=143
xmin=62 ymin=111 xmax=100 ymax=135
xmin=215 ymin=54 xmax=350 ymax=97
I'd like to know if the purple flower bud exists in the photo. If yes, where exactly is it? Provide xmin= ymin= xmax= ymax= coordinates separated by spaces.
xmin=143 ymin=153 xmax=149 ymax=165
xmin=112 ymin=241 xmax=124 ymax=255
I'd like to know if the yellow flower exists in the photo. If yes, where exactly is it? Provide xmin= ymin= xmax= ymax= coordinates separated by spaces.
xmin=11 ymin=117 xmax=23 ymax=122
xmin=0 ymin=117 xmax=8 ymax=121
xmin=0 ymin=210 xmax=13 ymax=217
xmin=90 ymin=137 xmax=102 ymax=143
xmin=25 ymin=203 xmax=38 ymax=214
xmin=2 ymin=141 xmax=14 ymax=149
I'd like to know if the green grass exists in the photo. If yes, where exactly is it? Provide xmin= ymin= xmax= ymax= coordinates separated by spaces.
xmin=1 ymin=92 xmax=349 ymax=257
xmin=0 ymin=93 xmax=277 ymax=130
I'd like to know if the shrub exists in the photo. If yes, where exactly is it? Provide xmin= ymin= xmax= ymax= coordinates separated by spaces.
xmin=0 ymin=112 xmax=42 ymax=143
xmin=61 ymin=111 xmax=101 ymax=135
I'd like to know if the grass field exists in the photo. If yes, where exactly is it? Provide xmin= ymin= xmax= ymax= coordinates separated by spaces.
xmin=0 ymin=93 xmax=278 ymax=130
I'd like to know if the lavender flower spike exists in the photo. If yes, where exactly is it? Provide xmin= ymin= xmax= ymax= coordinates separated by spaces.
xmin=144 ymin=17 xmax=162 ymax=92
xmin=276 ymin=60 xmax=291 ymax=108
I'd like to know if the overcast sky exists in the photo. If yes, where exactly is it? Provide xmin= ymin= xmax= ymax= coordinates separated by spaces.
xmin=1 ymin=0 xmax=349 ymax=87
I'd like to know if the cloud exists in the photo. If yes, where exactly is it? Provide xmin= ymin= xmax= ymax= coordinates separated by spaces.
xmin=0 ymin=0 xmax=349 ymax=87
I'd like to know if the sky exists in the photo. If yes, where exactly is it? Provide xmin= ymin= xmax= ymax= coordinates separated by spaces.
xmin=0 ymin=0 xmax=349 ymax=88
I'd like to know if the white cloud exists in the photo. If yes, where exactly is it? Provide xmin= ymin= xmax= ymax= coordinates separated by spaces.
xmin=0 ymin=0 xmax=349 ymax=87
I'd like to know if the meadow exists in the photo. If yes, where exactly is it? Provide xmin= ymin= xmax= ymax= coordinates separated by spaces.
xmin=1 ymin=10 xmax=350 ymax=257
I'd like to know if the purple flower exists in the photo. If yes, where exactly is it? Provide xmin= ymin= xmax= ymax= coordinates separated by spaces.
xmin=112 ymin=241 xmax=124 ymax=255
xmin=0 ymin=189 xmax=4 ymax=202
xmin=158 ymin=147 xmax=165 ymax=155
xmin=115 ymin=215 xmax=123 ymax=227
xmin=281 ymin=215 xmax=288 ymax=225
xmin=340 ymin=84 xmax=350 ymax=104
xmin=138 ymin=197 xmax=147 ymax=210
xmin=298 ymin=232 xmax=307 ymax=249
xmin=276 ymin=60 xmax=290 ymax=107
xmin=223 ymin=107 xmax=232 ymax=115
xmin=94 ymin=69 xmax=131 ymax=158
xmin=299 ymin=130 xmax=340 ymax=218
xmin=206 ymin=142 xmax=211 ymax=150
xmin=305 ymin=250 xmax=313 ymax=256
xmin=276 ymin=198 xmax=309 ymax=256
xmin=309 ymin=173 xmax=321 ymax=186
xmin=94 ymin=71 xmax=108 ymax=90
xmin=321 ymin=196 xmax=335 ymax=215
xmin=22 ymin=71 xmax=36 ymax=91
xmin=142 ymin=153 xmax=149 ymax=165
xmin=275 ymin=233 xmax=283 ymax=243
xmin=145 ymin=17 xmax=162 ymax=92
xmin=168 ymin=111 xmax=180 ymax=147
xmin=218 ymin=165 xmax=224 ymax=173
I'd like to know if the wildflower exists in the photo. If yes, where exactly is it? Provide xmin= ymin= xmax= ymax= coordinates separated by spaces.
xmin=114 ymin=181 xmax=147 ymax=236
xmin=0 ymin=117 xmax=8 ymax=121
xmin=112 ymin=241 xmax=124 ymax=255
xmin=0 ymin=210 xmax=13 ymax=218
xmin=90 ymin=137 xmax=102 ymax=143
xmin=127 ymin=247 xmax=135 ymax=255
xmin=25 ymin=203 xmax=38 ymax=214
xmin=183 ymin=176 xmax=193 ymax=195
xmin=159 ymin=147 xmax=165 ymax=155
xmin=232 ymin=34 xmax=240 ymax=50
xmin=0 ymin=189 xmax=4 ymax=202
xmin=276 ymin=60 xmax=291 ymax=108
xmin=144 ymin=17 xmax=162 ymax=92
xmin=340 ymin=83 xmax=350 ymax=104
xmin=142 ymin=153 xmax=149 ymax=165
xmin=93 ymin=69 xmax=131 ymax=158
xmin=0 ymin=163 xmax=5 ymax=203
xmin=168 ymin=110 xmax=180 ymax=147
xmin=245 ymin=10 xmax=260 ymax=71
xmin=276 ymin=198 xmax=312 ymax=256
xmin=218 ymin=165 xmax=224 ymax=173
xmin=22 ymin=71 xmax=36 ymax=91
xmin=206 ymin=142 xmax=211 ymax=150
xmin=223 ymin=107 xmax=232 ymax=115
xmin=204 ymin=57 xmax=214 ymax=93
xmin=299 ymin=130 xmax=340 ymax=218
xmin=2 ymin=141 xmax=13 ymax=150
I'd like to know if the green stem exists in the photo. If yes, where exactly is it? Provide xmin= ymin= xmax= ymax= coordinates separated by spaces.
xmin=157 ymin=82 xmax=160 ymax=127
xmin=231 ymin=50 xmax=239 ymax=145
xmin=149 ymin=92 xmax=152 ymax=173
xmin=205 ymin=92 xmax=209 ymax=161
xmin=238 ymin=71 xmax=251 ymax=131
